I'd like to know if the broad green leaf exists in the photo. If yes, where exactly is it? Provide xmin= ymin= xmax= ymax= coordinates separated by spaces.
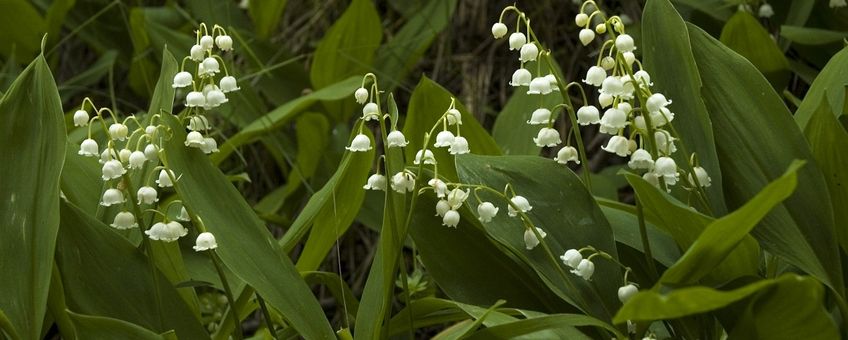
xmin=213 ymin=76 xmax=361 ymax=163
xmin=804 ymin=98 xmax=848 ymax=252
xmin=147 ymin=48 xmax=178 ymax=116
xmin=67 ymin=311 xmax=176 ymax=340
xmin=160 ymin=114 xmax=335 ymax=339
xmin=720 ymin=12 xmax=790 ymax=89
xmin=0 ymin=308 xmax=18 ymax=340
xmin=294 ymin=129 xmax=374 ymax=271
xmin=660 ymin=161 xmax=803 ymax=286
xmin=726 ymin=274 xmax=838 ymax=339
xmin=492 ymin=60 xmax=562 ymax=156
xmin=614 ymin=274 xmax=837 ymax=339
xmin=780 ymin=26 xmax=848 ymax=46
xmin=373 ymin=0 xmax=457 ymax=90
xmin=0 ymin=53 xmax=65 ymax=340
xmin=794 ymin=46 xmax=848 ymax=129
xmin=303 ymin=271 xmax=360 ymax=320
xmin=248 ymin=0 xmax=287 ymax=40
xmin=465 ymin=314 xmax=623 ymax=340
xmin=402 ymin=76 xmax=501 ymax=181
xmin=688 ymin=23 xmax=843 ymax=293
xmin=55 ymin=201 xmax=207 ymax=339
xmin=456 ymin=155 xmax=619 ymax=321
xmin=598 ymin=204 xmax=680 ymax=268
xmin=671 ymin=0 xmax=732 ymax=21
xmin=0 ymin=1 xmax=46 ymax=60
xmin=624 ymin=173 xmax=760 ymax=285
xmin=60 ymin=143 xmax=104 ymax=215
xmin=310 ymin=0 xmax=381 ymax=120
xmin=642 ymin=0 xmax=726 ymax=215
xmin=408 ymin=195 xmax=571 ymax=313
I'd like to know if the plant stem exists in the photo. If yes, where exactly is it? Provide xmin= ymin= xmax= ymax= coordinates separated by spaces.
xmin=210 ymin=251 xmax=243 ymax=340
xmin=635 ymin=196 xmax=658 ymax=280
xmin=255 ymin=293 xmax=279 ymax=340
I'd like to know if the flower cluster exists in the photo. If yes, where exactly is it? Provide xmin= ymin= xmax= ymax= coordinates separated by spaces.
xmin=352 ymin=74 xmax=545 ymax=251
xmin=71 ymin=22 xmax=234 ymax=252
xmin=171 ymin=23 xmax=241 ymax=155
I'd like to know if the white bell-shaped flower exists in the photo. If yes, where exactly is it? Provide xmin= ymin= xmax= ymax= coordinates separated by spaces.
xmin=128 ymin=151 xmax=147 ymax=169
xmin=575 ymin=13 xmax=589 ymax=26
xmin=601 ymin=56 xmax=616 ymax=70
xmin=622 ymin=52 xmax=636 ymax=66
xmin=145 ymin=124 xmax=157 ymax=136
xmin=200 ymin=35 xmax=214 ymax=50
xmin=617 ymin=102 xmax=633 ymax=114
xmin=391 ymin=171 xmax=416 ymax=193
xmin=386 ymin=130 xmax=408 ymax=148
xmin=446 ymin=188 xmax=470 ymax=210
xmin=602 ymin=135 xmax=631 ymax=157
xmin=508 ymin=32 xmax=526 ymax=50
xmin=442 ymin=210 xmax=460 ymax=228
xmin=194 ymin=232 xmax=219 ymax=251
xmin=446 ymin=108 xmax=462 ymax=125
xmin=831 ymin=0 xmax=847 ymax=8
xmin=108 ymin=123 xmax=128 ymax=141
xmin=101 ymin=159 xmax=126 ymax=181
xmin=519 ymin=43 xmax=538 ymax=62
xmin=618 ymin=284 xmax=639 ymax=304
xmin=634 ymin=70 xmax=652 ymax=86
xmin=598 ymin=93 xmax=614 ymax=108
xmin=101 ymin=188 xmax=125 ymax=206
xmin=650 ymin=107 xmax=675 ymax=127
xmin=172 ymin=71 xmax=193 ymax=88
xmin=220 ymin=76 xmax=240 ymax=93
xmin=555 ymin=146 xmax=580 ymax=164
xmin=583 ymin=66 xmax=606 ymax=86
xmin=156 ymin=169 xmax=176 ymax=188
xmin=615 ymin=34 xmax=636 ymax=52
xmin=527 ymin=77 xmax=553 ymax=95
xmin=688 ymin=166 xmax=712 ymax=188
xmin=200 ymin=138 xmax=219 ymax=154
xmin=79 ymin=139 xmax=99 ymax=157
xmin=527 ymin=108 xmax=552 ymax=125
xmin=434 ymin=130 xmax=455 ymax=148
xmin=188 ymin=115 xmax=210 ymax=131
xmin=654 ymin=130 xmax=678 ymax=154
xmin=524 ymin=227 xmax=547 ymax=250
xmin=477 ymin=202 xmax=499 ymax=223
xmin=118 ymin=148 xmax=132 ymax=163
xmin=354 ymin=87 xmax=369 ymax=104
xmin=205 ymin=89 xmax=228 ymax=108
xmin=576 ymin=105 xmax=600 ymax=125
xmin=110 ymin=211 xmax=138 ymax=230
xmin=571 ymin=259 xmax=595 ymax=280
xmin=758 ymin=3 xmax=774 ymax=17
xmin=185 ymin=131 xmax=205 ymax=148
xmin=144 ymin=144 xmax=159 ymax=162
xmin=73 ymin=110 xmax=89 ymax=127
xmin=190 ymin=44 xmax=204 ymax=61
xmin=643 ymin=171 xmax=661 ymax=189
xmin=363 ymin=174 xmax=387 ymax=191
xmin=361 ymin=102 xmax=379 ymax=121
xmin=186 ymin=91 xmax=206 ymax=107
xmin=346 ymin=134 xmax=372 ymax=152
xmin=628 ymin=149 xmax=654 ymax=169
xmin=533 ymin=127 xmax=561 ymax=147
xmin=510 ymin=68 xmax=532 ymax=87
xmin=428 ymin=178 xmax=448 ymax=198
xmin=215 ymin=35 xmax=233 ymax=51
xmin=619 ymin=75 xmax=636 ymax=100
xmin=560 ymin=249 xmax=583 ymax=268
xmin=579 ymin=28 xmax=595 ymax=45
xmin=414 ymin=149 xmax=436 ymax=165
xmin=137 ymin=186 xmax=158 ymax=205
xmin=449 ymin=136 xmax=470 ymax=155
xmin=646 ymin=93 xmax=671 ymax=113
xmin=508 ymin=195 xmax=532 ymax=217
xmin=599 ymin=108 xmax=628 ymax=134
xmin=200 ymin=57 xmax=220 ymax=76
xmin=654 ymin=156 xmax=679 ymax=185
xmin=99 ymin=148 xmax=117 ymax=164
xmin=435 ymin=199 xmax=450 ymax=217
xmin=633 ymin=116 xmax=647 ymax=132
xmin=491 ymin=22 xmax=508 ymax=39
xmin=600 ymin=76 xmax=624 ymax=96
xmin=146 ymin=221 xmax=188 ymax=242
xmin=177 ymin=206 xmax=191 ymax=221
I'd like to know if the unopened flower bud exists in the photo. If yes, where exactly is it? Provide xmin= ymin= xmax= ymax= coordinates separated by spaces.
xmin=73 ymin=110 xmax=89 ymax=127
xmin=491 ymin=22 xmax=508 ymax=39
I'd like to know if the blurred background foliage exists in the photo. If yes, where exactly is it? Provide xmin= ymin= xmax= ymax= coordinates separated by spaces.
xmin=4 ymin=0 xmax=848 ymax=335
